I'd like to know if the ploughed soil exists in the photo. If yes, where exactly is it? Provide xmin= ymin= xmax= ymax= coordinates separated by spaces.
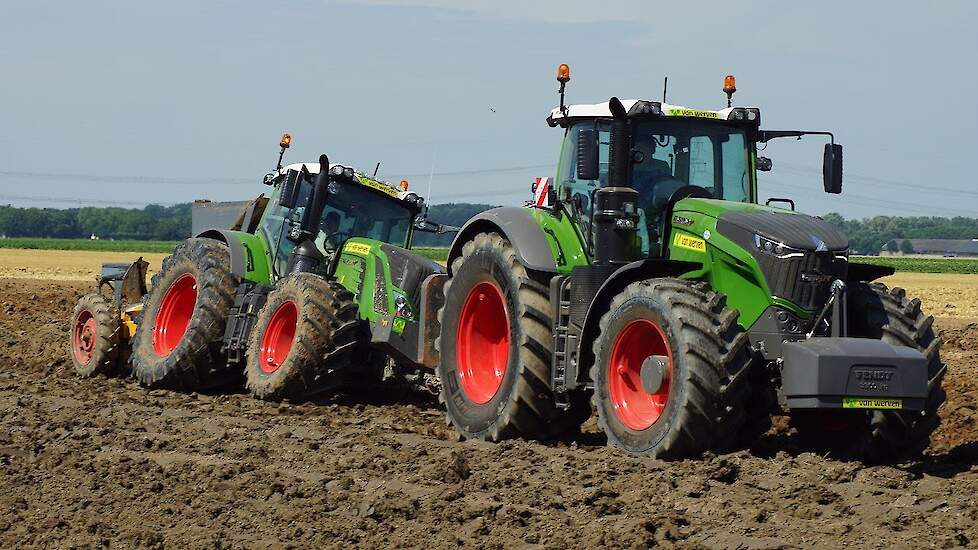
xmin=1 ymin=278 xmax=976 ymax=549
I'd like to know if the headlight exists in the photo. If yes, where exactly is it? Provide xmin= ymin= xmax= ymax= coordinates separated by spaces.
xmin=328 ymin=164 xmax=357 ymax=181
xmin=727 ymin=108 xmax=761 ymax=125
xmin=754 ymin=234 xmax=803 ymax=258
xmin=627 ymin=100 xmax=662 ymax=116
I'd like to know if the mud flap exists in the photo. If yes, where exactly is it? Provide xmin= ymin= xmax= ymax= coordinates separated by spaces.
xmin=781 ymin=337 xmax=929 ymax=411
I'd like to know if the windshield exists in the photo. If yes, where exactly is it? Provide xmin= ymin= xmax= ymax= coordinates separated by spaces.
xmin=315 ymin=179 xmax=414 ymax=254
xmin=557 ymin=118 xmax=752 ymax=257
xmin=260 ymin=171 xmax=415 ymax=278
xmin=631 ymin=119 xmax=750 ymax=204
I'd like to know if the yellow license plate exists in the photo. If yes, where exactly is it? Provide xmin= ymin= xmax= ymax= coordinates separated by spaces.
xmin=843 ymin=398 xmax=902 ymax=410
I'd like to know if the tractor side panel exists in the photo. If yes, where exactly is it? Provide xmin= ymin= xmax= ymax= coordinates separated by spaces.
xmin=338 ymin=238 xmax=441 ymax=366
xmin=666 ymin=210 xmax=788 ymax=331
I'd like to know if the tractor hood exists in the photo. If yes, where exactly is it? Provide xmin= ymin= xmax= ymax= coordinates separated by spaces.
xmin=676 ymin=198 xmax=849 ymax=252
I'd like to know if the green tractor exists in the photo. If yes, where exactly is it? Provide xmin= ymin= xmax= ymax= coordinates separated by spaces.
xmin=69 ymin=134 xmax=454 ymax=400
xmin=436 ymin=66 xmax=945 ymax=460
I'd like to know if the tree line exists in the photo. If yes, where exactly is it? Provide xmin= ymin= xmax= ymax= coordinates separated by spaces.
xmin=0 ymin=202 xmax=488 ymax=245
xmin=3 ymin=202 xmax=976 ymax=254
xmin=820 ymin=213 xmax=978 ymax=254
xmin=0 ymin=204 xmax=191 ymax=241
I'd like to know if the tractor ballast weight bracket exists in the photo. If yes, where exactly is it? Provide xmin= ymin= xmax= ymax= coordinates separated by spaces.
xmin=780 ymin=337 xmax=929 ymax=410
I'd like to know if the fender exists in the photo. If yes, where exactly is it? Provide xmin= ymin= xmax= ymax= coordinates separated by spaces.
xmin=448 ymin=207 xmax=557 ymax=273
xmin=196 ymin=229 xmax=272 ymax=283
xmin=846 ymin=262 xmax=895 ymax=283
xmin=574 ymin=258 xmax=701 ymax=386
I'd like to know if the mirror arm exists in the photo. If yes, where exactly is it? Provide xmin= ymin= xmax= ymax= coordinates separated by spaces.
xmin=758 ymin=130 xmax=835 ymax=144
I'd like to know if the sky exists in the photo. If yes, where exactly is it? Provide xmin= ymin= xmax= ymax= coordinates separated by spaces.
xmin=1 ymin=0 xmax=976 ymax=219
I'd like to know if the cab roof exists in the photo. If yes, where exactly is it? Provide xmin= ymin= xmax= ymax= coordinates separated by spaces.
xmin=278 ymin=162 xmax=419 ymax=203
xmin=548 ymin=100 xmax=752 ymax=126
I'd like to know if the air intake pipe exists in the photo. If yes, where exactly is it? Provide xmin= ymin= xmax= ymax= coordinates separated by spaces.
xmin=592 ymin=97 xmax=641 ymax=266
xmin=288 ymin=154 xmax=331 ymax=274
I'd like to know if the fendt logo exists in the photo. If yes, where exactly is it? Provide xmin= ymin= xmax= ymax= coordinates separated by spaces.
xmin=855 ymin=369 xmax=894 ymax=382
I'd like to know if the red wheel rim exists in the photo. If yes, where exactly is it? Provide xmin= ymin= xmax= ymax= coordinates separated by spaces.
xmin=260 ymin=301 xmax=298 ymax=374
xmin=152 ymin=273 xmax=198 ymax=357
xmin=608 ymin=319 xmax=673 ymax=431
xmin=72 ymin=309 xmax=98 ymax=366
xmin=455 ymin=281 xmax=510 ymax=404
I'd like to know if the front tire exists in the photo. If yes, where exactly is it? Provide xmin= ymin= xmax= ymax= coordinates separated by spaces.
xmin=130 ymin=238 xmax=237 ymax=391
xmin=68 ymin=293 xmax=121 ymax=377
xmin=436 ymin=232 xmax=571 ymax=441
xmin=591 ymin=279 xmax=752 ymax=458
xmin=791 ymin=283 xmax=946 ymax=461
xmin=246 ymin=273 xmax=360 ymax=401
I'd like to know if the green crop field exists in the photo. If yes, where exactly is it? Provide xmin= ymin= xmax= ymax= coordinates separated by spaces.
xmin=412 ymin=247 xmax=449 ymax=262
xmin=854 ymin=255 xmax=978 ymax=275
xmin=0 ymin=238 xmax=179 ymax=254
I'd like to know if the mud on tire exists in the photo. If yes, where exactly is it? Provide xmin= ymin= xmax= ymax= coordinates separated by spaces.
xmin=246 ymin=273 xmax=360 ymax=401
xmin=130 ymin=238 xmax=237 ymax=391
xmin=791 ymin=283 xmax=946 ymax=462
xmin=590 ymin=278 xmax=753 ymax=459
xmin=436 ymin=232 xmax=577 ymax=442
xmin=68 ymin=293 xmax=122 ymax=377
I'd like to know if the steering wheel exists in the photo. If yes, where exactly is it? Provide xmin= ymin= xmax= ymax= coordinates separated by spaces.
xmin=666 ymin=185 xmax=712 ymax=205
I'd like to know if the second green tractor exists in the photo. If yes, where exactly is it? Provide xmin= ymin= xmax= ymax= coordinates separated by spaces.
xmin=434 ymin=66 xmax=944 ymax=461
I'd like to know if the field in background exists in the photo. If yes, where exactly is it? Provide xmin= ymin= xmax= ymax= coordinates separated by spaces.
xmin=0 ymin=238 xmax=178 ymax=254
xmin=855 ymin=255 xmax=978 ymax=274
xmin=411 ymin=247 xmax=449 ymax=262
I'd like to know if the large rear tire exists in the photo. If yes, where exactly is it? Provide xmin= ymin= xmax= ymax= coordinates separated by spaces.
xmin=436 ymin=232 xmax=573 ymax=441
xmin=245 ymin=273 xmax=360 ymax=401
xmin=68 ymin=293 xmax=121 ymax=377
xmin=130 ymin=238 xmax=238 ymax=391
xmin=590 ymin=279 xmax=753 ymax=458
xmin=791 ymin=283 xmax=946 ymax=461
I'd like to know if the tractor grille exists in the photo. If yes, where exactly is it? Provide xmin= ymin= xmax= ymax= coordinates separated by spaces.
xmin=755 ymin=251 xmax=847 ymax=311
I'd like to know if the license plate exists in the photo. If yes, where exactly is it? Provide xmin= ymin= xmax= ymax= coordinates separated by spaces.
xmin=843 ymin=397 xmax=902 ymax=410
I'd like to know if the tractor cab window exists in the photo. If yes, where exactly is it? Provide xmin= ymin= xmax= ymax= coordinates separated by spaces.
xmin=260 ymin=169 xmax=311 ymax=278
xmin=631 ymin=120 xmax=751 ymax=253
xmin=259 ymin=171 xmax=415 ymax=279
xmin=316 ymin=180 xmax=414 ymax=255
xmin=557 ymin=121 xmax=611 ymax=249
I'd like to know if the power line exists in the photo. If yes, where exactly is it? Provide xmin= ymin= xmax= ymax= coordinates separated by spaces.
xmin=0 ymin=163 xmax=556 ymax=187
xmin=773 ymin=162 xmax=978 ymax=198
xmin=0 ymin=193 xmax=181 ymax=207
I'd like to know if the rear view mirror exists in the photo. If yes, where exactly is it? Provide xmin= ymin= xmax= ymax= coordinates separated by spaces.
xmin=576 ymin=129 xmax=599 ymax=181
xmin=756 ymin=156 xmax=773 ymax=172
xmin=823 ymin=143 xmax=843 ymax=194
xmin=279 ymin=172 xmax=301 ymax=208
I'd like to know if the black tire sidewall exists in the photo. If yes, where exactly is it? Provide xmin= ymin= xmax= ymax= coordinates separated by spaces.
xmin=68 ymin=294 xmax=118 ymax=377
xmin=133 ymin=253 xmax=204 ymax=370
xmin=130 ymin=239 xmax=235 ymax=390
xmin=438 ymin=245 xmax=524 ymax=435
xmin=246 ymin=285 xmax=305 ymax=395
xmin=594 ymin=292 xmax=688 ymax=453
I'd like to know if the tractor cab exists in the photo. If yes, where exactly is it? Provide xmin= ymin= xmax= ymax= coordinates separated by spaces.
xmin=550 ymin=99 xmax=759 ymax=256
xmin=260 ymin=162 xmax=426 ymax=279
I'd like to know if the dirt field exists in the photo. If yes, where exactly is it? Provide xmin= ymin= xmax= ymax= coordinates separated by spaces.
xmin=0 ymin=249 xmax=168 ymax=281
xmin=1 ymin=274 xmax=976 ymax=548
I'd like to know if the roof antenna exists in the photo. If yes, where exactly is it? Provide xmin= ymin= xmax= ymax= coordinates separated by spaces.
xmin=424 ymin=151 xmax=436 ymax=216
xmin=662 ymin=76 xmax=668 ymax=103
xmin=373 ymin=162 xmax=380 ymax=178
